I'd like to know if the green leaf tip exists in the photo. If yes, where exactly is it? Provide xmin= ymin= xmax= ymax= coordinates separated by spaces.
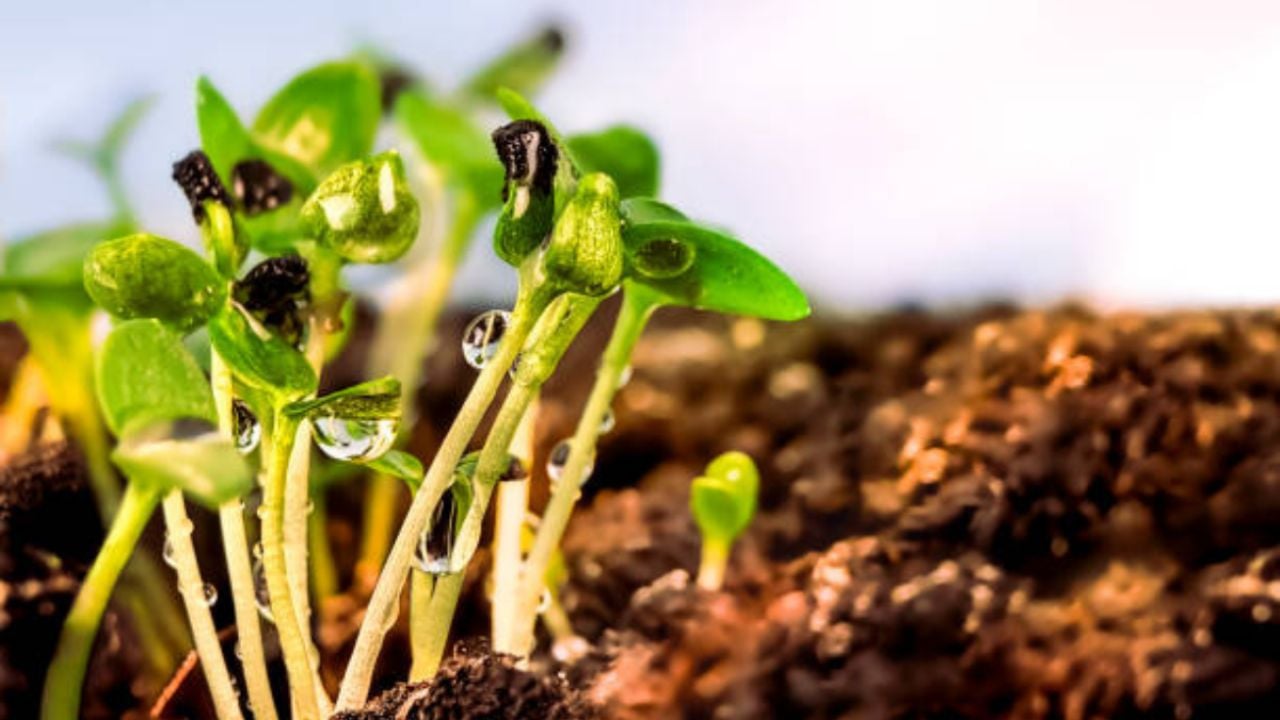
xmin=300 ymin=150 xmax=421 ymax=264
xmin=83 ymin=234 xmax=225 ymax=333
xmin=542 ymin=172 xmax=623 ymax=296
xmin=367 ymin=450 xmax=425 ymax=491
xmin=621 ymin=218 xmax=810 ymax=322
xmin=95 ymin=319 xmax=217 ymax=437
xmin=282 ymin=376 xmax=402 ymax=421
xmin=691 ymin=450 xmax=759 ymax=546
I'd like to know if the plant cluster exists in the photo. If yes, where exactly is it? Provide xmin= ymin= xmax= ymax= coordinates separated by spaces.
xmin=2 ymin=26 xmax=809 ymax=719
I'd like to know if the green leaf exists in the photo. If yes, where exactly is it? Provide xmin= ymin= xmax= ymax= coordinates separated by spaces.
xmin=460 ymin=26 xmax=565 ymax=102
xmin=282 ymin=376 xmax=401 ymax=421
xmin=621 ymin=220 xmax=810 ymax=321
xmin=495 ymin=87 xmax=560 ymax=137
xmin=300 ymin=151 xmax=421 ymax=264
xmin=195 ymin=77 xmax=258 ymax=189
xmin=1 ymin=219 xmax=130 ymax=290
xmin=394 ymin=89 xmax=503 ymax=206
xmin=207 ymin=306 xmax=316 ymax=400
xmin=690 ymin=451 xmax=759 ymax=544
xmin=113 ymin=430 xmax=253 ymax=507
xmin=253 ymin=61 xmax=381 ymax=179
xmin=53 ymin=96 xmax=152 ymax=220
xmin=620 ymin=198 xmax=686 ymax=225
xmin=567 ymin=126 xmax=660 ymax=199
xmin=368 ymin=450 xmax=424 ymax=491
xmin=95 ymin=319 xmax=216 ymax=437
xmin=542 ymin=173 xmax=623 ymax=296
xmin=83 ymin=234 xmax=226 ymax=333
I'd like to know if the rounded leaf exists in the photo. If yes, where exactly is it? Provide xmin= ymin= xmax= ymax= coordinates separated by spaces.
xmin=95 ymin=319 xmax=216 ymax=436
xmin=621 ymin=221 xmax=809 ymax=321
xmin=253 ymin=62 xmax=381 ymax=178
xmin=567 ymin=126 xmax=660 ymax=199
xmin=300 ymin=151 xmax=421 ymax=264
xmin=207 ymin=306 xmax=316 ymax=400
xmin=691 ymin=477 xmax=747 ymax=543
xmin=84 ymin=234 xmax=225 ymax=333
xmin=113 ymin=431 xmax=254 ymax=508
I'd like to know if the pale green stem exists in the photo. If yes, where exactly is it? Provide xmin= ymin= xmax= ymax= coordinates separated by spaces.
xmin=357 ymin=193 xmax=480 ymax=584
xmin=42 ymin=482 xmax=159 ymax=720
xmin=490 ymin=399 xmax=537 ymax=652
xmin=262 ymin=414 xmax=322 ymax=720
xmin=211 ymin=352 xmax=278 ymax=720
xmin=509 ymin=294 xmax=654 ymax=658
xmin=696 ymin=537 xmax=731 ymax=592
xmin=417 ymin=295 xmax=601 ymax=670
xmin=161 ymin=491 xmax=244 ymax=720
xmin=309 ymin=492 xmax=339 ymax=603
xmin=334 ymin=276 xmax=553 ymax=712
xmin=408 ymin=572 xmax=461 ymax=681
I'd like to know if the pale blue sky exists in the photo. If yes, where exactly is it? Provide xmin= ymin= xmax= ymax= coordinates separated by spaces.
xmin=6 ymin=1 xmax=1280 ymax=308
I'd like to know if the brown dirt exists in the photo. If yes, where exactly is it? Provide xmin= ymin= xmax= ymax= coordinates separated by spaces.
xmin=10 ymin=303 xmax=1280 ymax=718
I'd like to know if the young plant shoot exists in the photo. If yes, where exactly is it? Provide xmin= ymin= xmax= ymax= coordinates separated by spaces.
xmin=691 ymin=451 xmax=761 ymax=591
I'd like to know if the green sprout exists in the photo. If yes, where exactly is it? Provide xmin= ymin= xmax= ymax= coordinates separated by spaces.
xmin=21 ymin=26 xmax=812 ymax=718
xmin=690 ymin=451 xmax=760 ymax=591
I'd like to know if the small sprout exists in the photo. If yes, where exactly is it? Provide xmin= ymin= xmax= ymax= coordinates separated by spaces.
xmin=83 ymin=233 xmax=226 ymax=334
xmin=690 ymin=451 xmax=759 ymax=591
xmin=299 ymin=150 xmax=421 ymax=264
xmin=172 ymin=150 xmax=232 ymax=223
xmin=232 ymin=159 xmax=294 ymax=216
xmin=491 ymin=119 xmax=558 ymax=265
xmin=541 ymin=172 xmax=623 ymax=296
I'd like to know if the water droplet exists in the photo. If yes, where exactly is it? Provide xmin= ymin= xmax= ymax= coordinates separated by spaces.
xmin=537 ymin=588 xmax=552 ymax=614
xmin=461 ymin=310 xmax=511 ymax=369
xmin=306 ymin=499 xmax=316 ymax=515
xmin=252 ymin=555 xmax=274 ymax=623
xmin=415 ymin=490 xmax=459 ymax=575
xmin=201 ymin=582 xmax=218 ymax=607
xmin=599 ymin=409 xmax=616 ymax=435
xmin=311 ymin=416 xmax=397 ymax=463
xmin=618 ymin=365 xmax=633 ymax=387
xmin=162 ymin=536 xmax=178 ymax=568
xmin=232 ymin=399 xmax=261 ymax=454
xmin=552 ymin=635 xmax=591 ymax=663
xmin=547 ymin=440 xmax=593 ymax=485
xmin=632 ymin=237 xmax=695 ymax=279
xmin=234 ymin=641 xmax=243 ymax=660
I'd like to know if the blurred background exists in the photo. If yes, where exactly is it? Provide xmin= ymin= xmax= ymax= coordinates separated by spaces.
xmin=4 ymin=0 xmax=1280 ymax=310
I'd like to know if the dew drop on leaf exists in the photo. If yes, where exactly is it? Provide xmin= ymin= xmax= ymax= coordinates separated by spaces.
xmin=632 ymin=237 xmax=695 ymax=279
xmin=232 ymin=399 xmax=261 ymax=455
xmin=461 ymin=310 xmax=511 ymax=369
xmin=311 ymin=416 xmax=397 ymax=463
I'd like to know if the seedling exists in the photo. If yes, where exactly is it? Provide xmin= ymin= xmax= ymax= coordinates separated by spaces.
xmin=691 ymin=451 xmax=761 ymax=591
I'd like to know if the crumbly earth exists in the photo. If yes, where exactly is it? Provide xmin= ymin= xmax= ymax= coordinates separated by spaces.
xmin=9 ymin=304 xmax=1280 ymax=718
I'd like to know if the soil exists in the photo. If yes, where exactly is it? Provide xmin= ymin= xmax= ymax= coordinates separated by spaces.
xmin=7 ymin=303 xmax=1280 ymax=718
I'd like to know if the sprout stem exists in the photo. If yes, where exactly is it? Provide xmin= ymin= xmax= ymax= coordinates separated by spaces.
xmin=262 ymin=413 xmax=322 ymax=720
xmin=42 ymin=482 xmax=160 ymax=720
xmin=696 ymin=537 xmax=731 ymax=592
xmin=490 ymin=399 xmax=538 ymax=651
xmin=212 ymin=352 xmax=278 ymax=720
xmin=508 ymin=292 xmax=653 ymax=657
xmin=334 ymin=273 xmax=552 ymax=712
xmin=408 ymin=571 xmax=463 ymax=680
xmin=160 ymin=490 xmax=244 ymax=720
xmin=416 ymin=295 xmax=599 ymax=667
xmin=356 ymin=192 xmax=480 ymax=585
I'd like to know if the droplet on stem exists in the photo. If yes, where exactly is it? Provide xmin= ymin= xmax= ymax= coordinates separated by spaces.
xmin=461 ymin=310 xmax=511 ymax=370
xmin=232 ymin=399 xmax=261 ymax=454
xmin=415 ymin=490 xmax=459 ymax=575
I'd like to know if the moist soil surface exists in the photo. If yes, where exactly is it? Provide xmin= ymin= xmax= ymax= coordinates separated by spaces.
xmin=6 ymin=303 xmax=1280 ymax=718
